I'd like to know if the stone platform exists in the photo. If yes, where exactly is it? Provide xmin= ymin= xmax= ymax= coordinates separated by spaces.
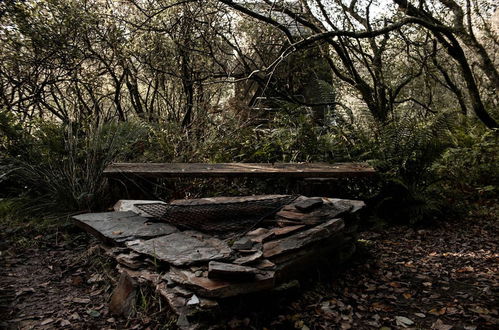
xmin=73 ymin=195 xmax=365 ymax=328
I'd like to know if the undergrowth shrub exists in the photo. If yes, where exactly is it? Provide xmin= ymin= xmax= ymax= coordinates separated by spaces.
xmin=4 ymin=121 xmax=147 ymax=213
xmin=319 ymin=110 xmax=457 ymax=225
xmin=433 ymin=125 xmax=499 ymax=200
xmin=211 ymin=105 xmax=333 ymax=163
xmin=2 ymin=101 xmax=496 ymax=226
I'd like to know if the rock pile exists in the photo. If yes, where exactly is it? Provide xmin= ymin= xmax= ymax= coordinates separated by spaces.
xmin=73 ymin=195 xmax=365 ymax=327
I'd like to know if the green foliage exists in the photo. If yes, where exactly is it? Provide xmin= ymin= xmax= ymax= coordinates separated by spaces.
xmin=2 ymin=106 xmax=496 ymax=226
xmin=374 ymin=117 xmax=453 ymax=225
xmin=370 ymin=114 xmax=454 ymax=185
xmin=4 ymin=121 xmax=147 ymax=213
xmin=433 ymin=125 xmax=499 ymax=199
xmin=0 ymin=110 xmax=22 ymax=145
xmin=208 ymin=105 xmax=335 ymax=163
xmin=0 ymin=199 xmax=14 ymax=219
xmin=136 ymin=105 xmax=335 ymax=164
xmin=320 ymin=111 xmax=456 ymax=225
xmin=0 ymin=0 xmax=496 ymax=231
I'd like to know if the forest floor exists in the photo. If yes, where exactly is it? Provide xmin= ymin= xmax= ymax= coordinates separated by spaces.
xmin=0 ymin=200 xmax=497 ymax=330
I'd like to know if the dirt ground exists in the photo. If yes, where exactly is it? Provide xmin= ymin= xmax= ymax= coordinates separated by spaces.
xmin=1 ymin=202 xmax=497 ymax=329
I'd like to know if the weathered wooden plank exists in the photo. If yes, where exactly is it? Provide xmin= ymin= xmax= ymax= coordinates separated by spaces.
xmin=170 ymin=195 xmax=290 ymax=205
xmin=104 ymin=162 xmax=376 ymax=178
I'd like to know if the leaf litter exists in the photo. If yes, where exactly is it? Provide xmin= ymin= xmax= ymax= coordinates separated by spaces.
xmin=1 ymin=202 xmax=497 ymax=329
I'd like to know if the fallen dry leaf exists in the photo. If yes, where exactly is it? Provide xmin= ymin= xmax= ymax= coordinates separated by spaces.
xmin=456 ymin=266 xmax=474 ymax=273
xmin=431 ymin=319 xmax=453 ymax=330
xmin=15 ymin=287 xmax=35 ymax=297
xmin=429 ymin=307 xmax=447 ymax=316
xmin=469 ymin=306 xmax=489 ymax=315
xmin=69 ymin=312 xmax=80 ymax=320
xmin=72 ymin=297 xmax=91 ymax=304
xmin=40 ymin=318 xmax=54 ymax=326
xmin=71 ymin=276 xmax=83 ymax=286
xmin=395 ymin=316 xmax=414 ymax=327
xmin=371 ymin=302 xmax=392 ymax=312
xmin=60 ymin=319 xmax=71 ymax=327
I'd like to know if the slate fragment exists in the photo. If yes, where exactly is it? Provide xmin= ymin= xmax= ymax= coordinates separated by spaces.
xmin=253 ymin=259 xmax=276 ymax=270
xmin=168 ymin=267 xmax=275 ymax=298
xmin=270 ymin=225 xmax=305 ymax=237
xmin=73 ymin=211 xmax=177 ymax=244
xmin=232 ymin=237 xmax=253 ymax=250
xmin=246 ymin=228 xmax=275 ymax=243
xmin=276 ymin=199 xmax=357 ymax=226
xmin=109 ymin=272 xmax=136 ymax=317
xmin=208 ymin=261 xmax=259 ymax=281
xmin=233 ymin=250 xmax=263 ymax=265
xmin=324 ymin=198 xmax=365 ymax=215
xmin=294 ymin=197 xmax=323 ymax=212
xmin=127 ymin=231 xmax=231 ymax=266
xmin=116 ymin=252 xmax=143 ymax=269
xmin=263 ymin=218 xmax=345 ymax=259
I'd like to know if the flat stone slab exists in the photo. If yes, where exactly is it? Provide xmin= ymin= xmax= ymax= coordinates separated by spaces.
xmin=294 ymin=197 xmax=323 ymax=211
xmin=233 ymin=250 xmax=263 ymax=265
xmin=277 ymin=197 xmax=365 ymax=225
xmin=246 ymin=228 xmax=275 ymax=243
xmin=208 ymin=261 xmax=260 ymax=281
xmin=325 ymin=198 xmax=365 ymax=214
xmin=270 ymin=225 xmax=306 ymax=237
xmin=168 ymin=267 xmax=275 ymax=298
xmin=73 ymin=212 xmax=178 ymax=244
xmin=263 ymin=218 xmax=345 ymax=259
xmin=126 ymin=231 xmax=232 ymax=266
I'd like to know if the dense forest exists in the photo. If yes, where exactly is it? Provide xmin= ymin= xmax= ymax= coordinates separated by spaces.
xmin=0 ymin=0 xmax=498 ymax=211
xmin=0 ymin=0 xmax=497 ymax=329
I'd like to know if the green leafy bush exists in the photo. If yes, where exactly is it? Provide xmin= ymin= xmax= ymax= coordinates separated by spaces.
xmin=433 ymin=125 xmax=499 ymax=199
xmin=5 ymin=121 xmax=148 ymax=213
xmin=2 ymin=99 xmax=496 ymax=226
xmin=320 ymin=111 xmax=455 ymax=225
xmin=211 ymin=105 xmax=335 ymax=163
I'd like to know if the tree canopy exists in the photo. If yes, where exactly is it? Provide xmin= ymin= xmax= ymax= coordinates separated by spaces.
xmin=0 ymin=0 xmax=497 ymax=128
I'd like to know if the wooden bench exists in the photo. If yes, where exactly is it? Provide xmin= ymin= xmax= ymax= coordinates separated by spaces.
xmin=104 ymin=162 xmax=375 ymax=178
xmin=103 ymin=162 xmax=376 ymax=198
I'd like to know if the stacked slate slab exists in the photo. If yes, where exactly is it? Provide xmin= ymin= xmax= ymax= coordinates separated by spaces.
xmin=73 ymin=195 xmax=365 ymax=326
